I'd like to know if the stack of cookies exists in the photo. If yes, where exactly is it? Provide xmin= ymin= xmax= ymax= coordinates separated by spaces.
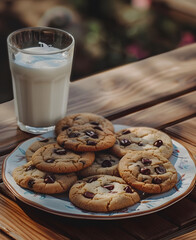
xmin=13 ymin=113 xmax=178 ymax=213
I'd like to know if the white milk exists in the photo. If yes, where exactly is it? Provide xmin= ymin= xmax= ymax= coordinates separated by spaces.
xmin=10 ymin=46 xmax=72 ymax=127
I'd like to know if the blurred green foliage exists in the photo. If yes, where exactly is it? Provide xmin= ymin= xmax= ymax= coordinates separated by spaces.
xmin=63 ymin=0 xmax=195 ymax=79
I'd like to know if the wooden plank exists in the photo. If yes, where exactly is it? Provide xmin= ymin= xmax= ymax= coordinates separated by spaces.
xmin=112 ymin=92 xmax=196 ymax=129
xmin=68 ymin=44 xmax=196 ymax=118
xmin=0 ymin=101 xmax=31 ymax=155
xmin=172 ymin=229 xmax=196 ymax=240
xmin=52 ymin=221 xmax=137 ymax=240
xmin=165 ymin=118 xmax=196 ymax=146
xmin=120 ymin=214 xmax=178 ymax=240
xmin=0 ymin=194 xmax=68 ymax=240
xmin=16 ymin=200 xmax=136 ymax=240
xmin=159 ymin=198 xmax=196 ymax=227
xmin=0 ymin=100 xmax=15 ymax=126
xmin=0 ymin=120 xmax=32 ymax=156
xmin=0 ymin=232 xmax=11 ymax=240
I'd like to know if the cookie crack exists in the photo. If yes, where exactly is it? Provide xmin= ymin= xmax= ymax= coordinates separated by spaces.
xmin=57 ymin=180 xmax=67 ymax=190
xmin=72 ymin=162 xmax=80 ymax=171
xmin=106 ymin=197 xmax=113 ymax=211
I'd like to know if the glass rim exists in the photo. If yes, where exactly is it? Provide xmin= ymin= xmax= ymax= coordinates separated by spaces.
xmin=7 ymin=27 xmax=75 ymax=55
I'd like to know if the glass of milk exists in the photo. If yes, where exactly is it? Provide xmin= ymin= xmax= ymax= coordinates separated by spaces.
xmin=7 ymin=27 xmax=74 ymax=134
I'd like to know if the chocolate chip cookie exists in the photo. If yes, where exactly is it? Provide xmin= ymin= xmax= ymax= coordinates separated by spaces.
xmin=69 ymin=175 xmax=140 ymax=212
xmin=55 ymin=113 xmax=114 ymax=135
xmin=57 ymin=125 xmax=116 ymax=152
xmin=12 ymin=161 xmax=77 ymax=194
xmin=78 ymin=150 xmax=120 ymax=177
xmin=118 ymin=151 xmax=177 ymax=194
xmin=111 ymin=127 xmax=173 ymax=159
xmin=31 ymin=143 xmax=95 ymax=173
xmin=26 ymin=137 xmax=56 ymax=161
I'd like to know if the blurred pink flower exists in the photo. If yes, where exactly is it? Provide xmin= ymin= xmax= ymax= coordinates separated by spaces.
xmin=132 ymin=0 xmax=152 ymax=9
xmin=126 ymin=43 xmax=149 ymax=59
xmin=178 ymin=32 xmax=195 ymax=47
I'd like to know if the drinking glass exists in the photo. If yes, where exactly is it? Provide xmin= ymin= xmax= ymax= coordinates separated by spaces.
xmin=7 ymin=27 xmax=74 ymax=134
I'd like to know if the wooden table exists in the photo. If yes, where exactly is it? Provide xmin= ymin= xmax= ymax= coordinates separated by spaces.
xmin=0 ymin=44 xmax=196 ymax=240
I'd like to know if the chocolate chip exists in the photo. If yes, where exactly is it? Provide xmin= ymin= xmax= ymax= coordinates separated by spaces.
xmin=44 ymin=174 xmax=56 ymax=184
xmin=68 ymin=132 xmax=80 ymax=138
xmin=93 ymin=126 xmax=103 ymax=131
xmin=61 ymin=125 xmax=69 ymax=131
xmin=138 ymin=141 xmax=143 ymax=146
xmin=152 ymin=177 xmax=162 ymax=184
xmin=142 ymin=178 xmax=148 ymax=182
xmin=85 ymin=130 xmax=98 ymax=139
xmin=110 ymin=159 xmax=116 ymax=163
xmin=120 ymin=139 xmax=131 ymax=146
xmin=141 ymin=158 xmax=152 ymax=165
xmin=90 ymin=121 xmax=99 ymax=125
xmin=79 ymin=160 xmax=86 ymax=166
xmin=39 ymin=138 xmax=49 ymax=143
xmin=103 ymin=184 xmax=114 ymax=190
xmin=122 ymin=130 xmax=131 ymax=135
xmin=28 ymin=179 xmax=35 ymax=188
xmin=74 ymin=117 xmax=81 ymax=120
xmin=140 ymin=167 xmax=151 ymax=175
xmin=26 ymin=165 xmax=35 ymax=171
xmin=101 ymin=160 xmax=112 ymax=168
xmin=139 ymin=192 xmax=151 ymax=199
xmin=83 ymin=191 xmax=95 ymax=199
xmin=155 ymin=165 xmax=166 ymax=174
xmin=87 ymin=177 xmax=98 ymax=183
xmin=86 ymin=140 xmax=97 ymax=146
xmin=54 ymin=148 xmax=67 ymax=155
xmin=124 ymin=186 xmax=133 ymax=193
xmin=60 ymin=141 xmax=66 ymax=148
xmin=46 ymin=158 xmax=55 ymax=163
xmin=153 ymin=140 xmax=163 ymax=147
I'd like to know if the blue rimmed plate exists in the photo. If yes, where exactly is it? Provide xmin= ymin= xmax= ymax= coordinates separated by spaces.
xmin=2 ymin=124 xmax=196 ymax=220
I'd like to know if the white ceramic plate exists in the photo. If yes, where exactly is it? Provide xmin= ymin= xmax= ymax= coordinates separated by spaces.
xmin=2 ymin=124 xmax=196 ymax=220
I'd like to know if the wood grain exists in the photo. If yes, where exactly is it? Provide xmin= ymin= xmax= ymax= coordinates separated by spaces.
xmin=0 ymin=122 xmax=32 ymax=156
xmin=120 ymin=214 xmax=178 ymax=240
xmin=13 ymin=200 xmax=137 ymax=240
xmin=0 ymin=100 xmax=15 ymax=126
xmin=112 ymin=92 xmax=196 ymax=129
xmin=10 ymin=199 xmax=182 ymax=240
xmin=172 ymin=229 xmax=196 ymax=240
xmin=165 ymin=118 xmax=196 ymax=146
xmin=0 ymin=231 xmax=11 ymax=240
xmin=159 ymin=198 xmax=196 ymax=227
xmin=0 ymin=194 xmax=68 ymax=240
xmin=68 ymin=44 xmax=196 ymax=118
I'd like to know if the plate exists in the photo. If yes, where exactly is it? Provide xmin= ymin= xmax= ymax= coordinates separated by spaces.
xmin=2 ymin=124 xmax=196 ymax=220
